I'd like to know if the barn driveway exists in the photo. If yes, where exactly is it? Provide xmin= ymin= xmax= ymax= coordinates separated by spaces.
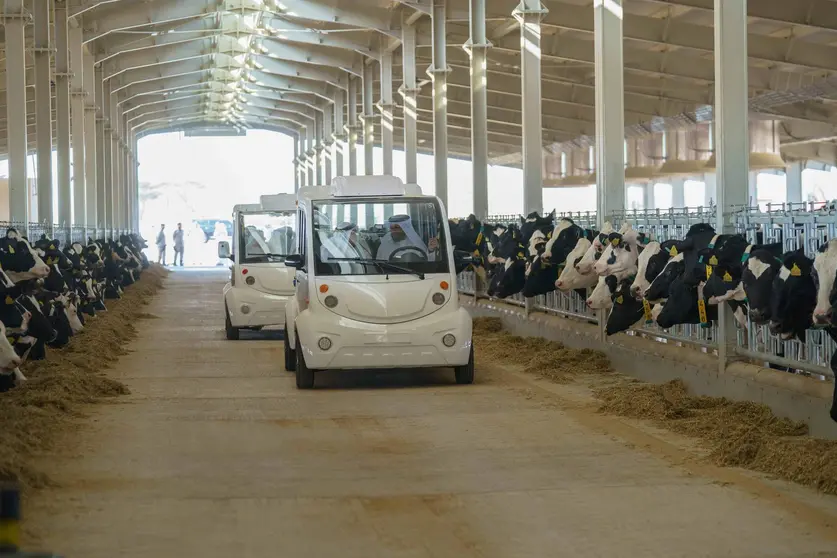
xmin=27 ymin=269 xmax=837 ymax=557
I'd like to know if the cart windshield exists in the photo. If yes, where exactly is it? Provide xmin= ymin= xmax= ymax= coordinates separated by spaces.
xmin=312 ymin=198 xmax=449 ymax=276
xmin=239 ymin=211 xmax=297 ymax=263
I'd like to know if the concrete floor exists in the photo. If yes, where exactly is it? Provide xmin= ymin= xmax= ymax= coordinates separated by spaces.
xmin=27 ymin=269 xmax=837 ymax=558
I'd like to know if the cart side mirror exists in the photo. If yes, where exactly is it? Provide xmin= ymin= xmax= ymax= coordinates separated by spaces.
xmin=285 ymin=254 xmax=304 ymax=269
xmin=218 ymin=241 xmax=232 ymax=260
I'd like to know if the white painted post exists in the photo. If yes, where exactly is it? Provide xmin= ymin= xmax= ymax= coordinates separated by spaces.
xmin=467 ymin=0 xmax=491 ymax=220
xmin=786 ymin=161 xmax=803 ymax=204
xmin=400 ymin=19 xmax=419 ymax=184
xmin=34 ymin=0 xmax=53 ymax=225
xmin=429 ymin=0 xmax=450 ymax=206
xmin=714 ymin=0 xmax=750 ymax=374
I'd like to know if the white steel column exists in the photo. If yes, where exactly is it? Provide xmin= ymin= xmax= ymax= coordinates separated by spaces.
xmin=306 ymin=121 xmax=315 ymax=186
xmin=467 ymin=0 xmax=491 ymax=219
xmin=400 ymin=18 xmax=419 ymax=184
xmin=293 ymin=137 xmax=300 ymax=192
xmin=102 ymin=76 xmax=113 ymax=231
xmin=95 ymin=66 xmax=106 ymax=230
xmin=323 ymin=105 xmax=333 ymax=185
xmin=110 ymin=79 xmax=121 ymax=231
xmin=714 ymin=0 xmax=750 ymax=374
xmin=643 ymin=183 xmax=655 ymax=210
xmin=786 ymin=161 xmax=803 ymax=203
xmin=362 ymin=61 xmax=375 ymax=176
xmin=34 ymin=0 xmax=53 ymax=224
xmin=593 ymin=0 xmax=624 ymax=225
xmin=671 ymin=178 xmax=686 ymax=208
xmin=333 ymin=87 xmax=345 ymax=177
xmin=429 ymin=0 xmax=450 ymax=206
xmin=704 ymin=173 xmax=717 ymax=206
xmin=55 ymin=1 xmax=72 ymax=228
xmin=748 ymin=171 xmax=758 ymax=205
xmin=3 ymin=0 xmax=28 ymax=224
xmin=133 ymin=137 xmax=140 ymax=231
xmin=378 ymin=49 xmax=395 ymax=176
xmin=83 ymin=52 xmax=98 ymax=229
xmin=347 ymin=76 xmax=359 ymax=176
xmin=315 ymin=111 xmax=324 ymax=186
xmin=70 ymin=25 xmax=87 ymax=226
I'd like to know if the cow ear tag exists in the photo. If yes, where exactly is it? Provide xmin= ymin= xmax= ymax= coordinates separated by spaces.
xmin=705 ymin=265 xmax=712 ymax=280
xmin=709 ymin=255 xmax=718 ymax=265
xmin=615 ymin=295 xmax=624 ymax=304
xmin=723 ymin=271 xmax=733 ymax=282
xmin=611 ymin=238 xmax=619 ymax=247
xmin=790 ymin=263 xmax=802 ymax=277
xmin=642 ymin=299 xmax=653 ymax=324
xmin=4 ymin=296 xmax=13 ymax=305
xmin=669 ymin=246 xmax=678 ymax=256
xmin=8 ymin=246 xmax=14 ymax=254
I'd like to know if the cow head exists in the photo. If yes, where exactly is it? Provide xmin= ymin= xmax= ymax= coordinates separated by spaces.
xmin=606 ymin=278 xmax=646 ymax=336
xmin=587 ymin=275 xmax=619 ymax=310
xmin=644 ymin=246 xmax=686 ymax=304
xmin=767 ymin=250 xmax=815 ymax=340
xmin=812 ymin=239 xmax=837 ymax=325
xmin=0 ymin=321 xmax=22 ymax=372
xmin=655 ymin=276 xmax=717 ymax=329
xmin=555 ymin=237 xmax=597 ymax=291
xmin=575 ymin=222 xmax=614 ymax=275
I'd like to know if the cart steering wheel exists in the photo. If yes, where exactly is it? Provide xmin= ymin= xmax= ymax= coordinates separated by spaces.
xmin=388 ymin=246 xmax=429 ymax=262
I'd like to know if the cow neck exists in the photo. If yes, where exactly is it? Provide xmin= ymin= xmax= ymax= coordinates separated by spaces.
xmin=740 ymin=244 xmax=754 ymax=264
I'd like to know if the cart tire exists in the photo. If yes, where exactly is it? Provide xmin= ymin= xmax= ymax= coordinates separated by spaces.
xmin=454 ymin=345 xmax=475 ymax=385
xmin=284 ymin=327 xmax=296 ymax=372
xmin=225 ymin=307 xmax=240 ymax=340
xmin=296 ymin=337 xmax=315 ymax=389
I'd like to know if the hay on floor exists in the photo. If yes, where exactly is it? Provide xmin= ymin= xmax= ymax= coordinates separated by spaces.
xmin=473 ymin=317 xmax=837 ymax=496
xmin=0 ymin=264 xmax=168 ymax=488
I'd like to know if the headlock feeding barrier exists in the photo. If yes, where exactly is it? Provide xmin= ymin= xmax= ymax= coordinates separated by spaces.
xmin=456 ymin=203 xmax=837 ymax=384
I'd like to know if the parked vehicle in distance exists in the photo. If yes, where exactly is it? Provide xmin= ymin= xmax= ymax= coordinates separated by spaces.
xmin=218 ymin=194 xmax=297 ymax=340
xmin=283 ymin=175 xmax=475 ymax=389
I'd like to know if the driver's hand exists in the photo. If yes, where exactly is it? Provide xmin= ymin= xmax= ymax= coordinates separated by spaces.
xmin=428 ymin=237 xmax=439 ymax=252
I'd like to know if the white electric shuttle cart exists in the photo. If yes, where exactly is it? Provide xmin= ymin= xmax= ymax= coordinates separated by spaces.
xmin=283 ymin=175 xmax=475 ymax=389
xmin=218 ymin=193 xmax=297 ymax=340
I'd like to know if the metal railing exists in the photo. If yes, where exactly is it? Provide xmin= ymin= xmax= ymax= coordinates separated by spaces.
xmin=0 ymin=222 xmax=135 ymax=246
xmin=459 ymin=206 xmax=836 ymax=381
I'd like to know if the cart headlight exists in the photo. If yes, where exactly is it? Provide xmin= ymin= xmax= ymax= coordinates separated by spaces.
xmin=318 ymin=337 xmax=332 ymax=351
xmin=245 ymin=275 xmax=255 ymax=285
xmin=432 ymin=293 xmax=445 ymax=305
xmin=324 ymin=295 xmax=338 ymax=308
xmin=442 ymin=334 xmax=456 ymax=347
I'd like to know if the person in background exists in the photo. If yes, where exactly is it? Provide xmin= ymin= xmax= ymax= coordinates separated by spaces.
xmin=156 ymin=224 xmax=167 ymax=265
xmin=172 ymin=222 xmax=185 ymax=267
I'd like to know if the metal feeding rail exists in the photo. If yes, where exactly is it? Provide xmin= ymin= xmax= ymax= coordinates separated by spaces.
xmin=458 ymin=205 xmax=837 ymax=381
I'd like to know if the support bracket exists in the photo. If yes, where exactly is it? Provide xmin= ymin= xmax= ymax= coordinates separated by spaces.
xmin=512 ymin=1 xmax=549 ymax=22
xmin=461 ymin=38 xmax=493 ymax=56
xmin=425 ymin=65 xmax=452 ymax=79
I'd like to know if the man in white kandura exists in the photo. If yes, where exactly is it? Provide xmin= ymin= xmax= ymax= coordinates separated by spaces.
xmin=375 ymin=214 xmax=439 ymax=261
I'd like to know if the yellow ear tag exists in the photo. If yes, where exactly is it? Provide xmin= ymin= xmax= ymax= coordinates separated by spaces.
xmin=698 ymin=299 xmax=708 ymax=325
xmin=8 ymin=246 xmax=15 ymax=254
xmin=517 ymin=252 xmax=524 ymax=259
xmin=642 ymin=299 xmax=653 ymax=323
xmin=723 ymin=271 xmax=733 ymax=282
xmin=4 ymin=296 xmax=13 ymax=305
xmin=49 ymin=244 xmax=55 ymax=250
xmin=6 ymin=337 xmax=14 ymax=345
xmin=611 ymin=238 xmax=619 ymax=247
xmin=475 ymin=232 xmax=483 ymax=245
xmin=709 ymin=255 xmax=718 ymax=265
xmin=616 ymin=295 xmax=624 ymax=304
xmin=705 ymin=265 xmax=712 ymax=280
xmin=790 ymin=264 xmax=802 ymax=277
xmin=669 ymin=246 xmax=678 ymax=257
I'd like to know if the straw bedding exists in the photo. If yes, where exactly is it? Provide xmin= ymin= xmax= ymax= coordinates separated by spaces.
xmin=474 ymin=317 xmax=837 ymax=495
xmin=0 ymin=265 xmax=168 ymax=488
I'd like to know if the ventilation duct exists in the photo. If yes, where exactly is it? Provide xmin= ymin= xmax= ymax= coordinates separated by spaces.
xmin=658 ymin=122 xmax=712 ymax=177
xmin=625 ymin=135 xmax=663 ymax=181
xmin=542 ymin=148 xmax=564 ymax=186
xmin=546 ymin=147 xmax=596 ymax=188
xmin=705 ymin=118 xmax=786 ymax=170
